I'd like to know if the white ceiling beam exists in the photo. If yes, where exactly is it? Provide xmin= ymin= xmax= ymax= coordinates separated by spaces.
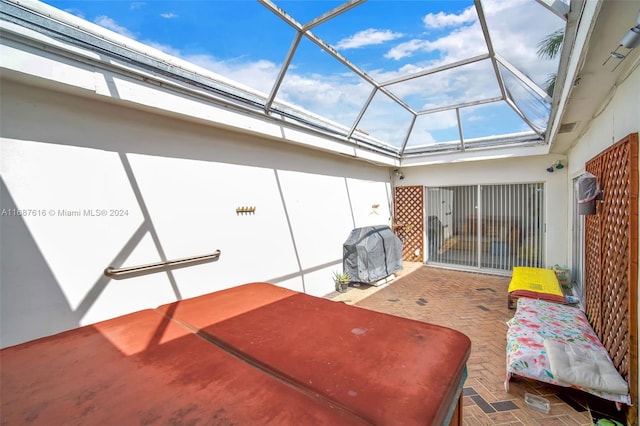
xmin=494 ymin=53 xmax=552 ymax=102
xmin=535 ymin=0 xmax=570 ymax=21
xmin=303 ymin=0 xmax=366 ymax=31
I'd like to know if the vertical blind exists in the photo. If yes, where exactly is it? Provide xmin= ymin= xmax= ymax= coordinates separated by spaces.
xmin=426 ymin=183 xmax=544 ymax=272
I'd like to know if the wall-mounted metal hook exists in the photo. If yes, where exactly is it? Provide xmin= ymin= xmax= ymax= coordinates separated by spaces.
xmin=236 ymin=206 xmax=256 ymax=215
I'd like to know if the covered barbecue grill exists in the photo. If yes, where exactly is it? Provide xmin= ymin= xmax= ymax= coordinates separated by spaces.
xmin=343 ymin=225 xmax=403 ymax=284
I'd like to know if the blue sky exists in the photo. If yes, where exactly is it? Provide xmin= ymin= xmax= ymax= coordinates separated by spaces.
xmin=42 ymin=0 xmax=565 ymax=149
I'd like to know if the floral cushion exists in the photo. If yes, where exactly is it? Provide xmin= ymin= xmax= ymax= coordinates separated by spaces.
xmin=505 ymin=297 xmax=631 ymax=405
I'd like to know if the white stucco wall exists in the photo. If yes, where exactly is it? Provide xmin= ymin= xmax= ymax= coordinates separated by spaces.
xmin=394 ymin=153 xmax=569 ymax=267
xmin=565 ymin=60 xmax=639 ymax=277
xmin=566 ymin=70 xmax=640 ymax=172
xmin=566 ymin=61 xmax=639 ymax=403
xmin=0 ymin=78 xmax=392 ymax=347
xmin=0 ymin=15 xmax=398 ymax=348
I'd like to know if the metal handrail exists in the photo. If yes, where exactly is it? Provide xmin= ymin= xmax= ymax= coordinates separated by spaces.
xmin=104 ymin=250 xmax=221 ymax=280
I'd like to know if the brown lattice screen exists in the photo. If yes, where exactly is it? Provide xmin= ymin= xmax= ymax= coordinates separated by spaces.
xmin=584 ymin=132 xmax=638 ymax=413
xmin=393 ymin=186 xmax=424 ymax=262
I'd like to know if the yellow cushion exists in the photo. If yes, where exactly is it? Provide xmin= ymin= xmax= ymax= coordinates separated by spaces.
xmin=508 ymin=267 xmax=563 ymax=297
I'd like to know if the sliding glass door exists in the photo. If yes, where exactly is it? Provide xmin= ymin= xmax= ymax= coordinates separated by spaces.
xmin=426 ymin=183 xmax=544 ymax=272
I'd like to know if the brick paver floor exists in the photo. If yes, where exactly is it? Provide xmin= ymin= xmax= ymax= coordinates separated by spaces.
xmin=328 ymin=263 xmax=627 ymax=425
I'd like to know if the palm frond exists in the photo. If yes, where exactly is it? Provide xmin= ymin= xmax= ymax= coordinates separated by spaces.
xmin=543 ymin=74 xmax=556 ymax=97
xmin=537 ymin=28 xmax=564 ymax=60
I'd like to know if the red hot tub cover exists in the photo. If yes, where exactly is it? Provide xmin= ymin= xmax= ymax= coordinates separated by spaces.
xmin=2 ymin=283 xmax=470 ymax=425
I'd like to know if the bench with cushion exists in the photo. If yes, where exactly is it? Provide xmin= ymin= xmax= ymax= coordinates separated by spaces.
xmin=505 ymin=297 xmax=630 ymax=406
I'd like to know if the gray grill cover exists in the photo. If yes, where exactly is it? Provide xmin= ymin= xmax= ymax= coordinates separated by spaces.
xmin=343 ymin=226 xmax=403 ymax=284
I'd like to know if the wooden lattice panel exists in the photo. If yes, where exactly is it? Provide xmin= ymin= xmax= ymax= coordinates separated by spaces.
xmin=584 ymin=215 xmax=602 ymax=331
xmin=584 ymin=133 xmax=638 ymax=396
xmin=393 ymin=186 xmax=424 ymax=262
xmin=600 ymin=141 xmax=631 ymax=377
xmin=585 ymin=156 xmax=603 ymax=335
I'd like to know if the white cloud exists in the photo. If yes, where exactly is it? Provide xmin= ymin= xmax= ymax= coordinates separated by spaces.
xmin=425 ymin=24 xmax=487 ymax=62
xmin=160 ymin=12 xmax=178 ymax=19
xmin=94 ymin=16 xmax=137 ymax=39
xmin=385 ymin=8 xmax=485 ymax=62
xmin=277 ymin=71 xmax=373 ymax=127
xmin=335 ymin=29 xmax=404 ymax=50
xmin=86 ymin=15 xmax=371 ymax=131
xmin=409 ymin=129 xmax=437 ymax=145
xmin=419 ymin=110 xmax=459 ymax=130
xmin=480 ymin=0 xmax=515 ymax=16
xmin=144 ymin=41 xmax=182 ymax=57
xmin=355 ymin=92 xmax=414 ymax=146
xmin=86 ymin=1 xmax=561 ymax=146
xmin=385 ymin=39 xmax=430 ymax=60
xmin=422 ymin=6 xmax=476 ymax=29
xmin=408 ymin=111 xmax=459 ymax=145
xmin=381 ymin=0 xmax=562 ymax=95
xmin=89 ymin=16 xmax=279 ymax=96
xmin=61 ymin=8 xmax=86 ymax=20
xmin=479 ymin=0 xmax=564 ymax=86
xmin=186 ymin=55 xmax=281 ymax=95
